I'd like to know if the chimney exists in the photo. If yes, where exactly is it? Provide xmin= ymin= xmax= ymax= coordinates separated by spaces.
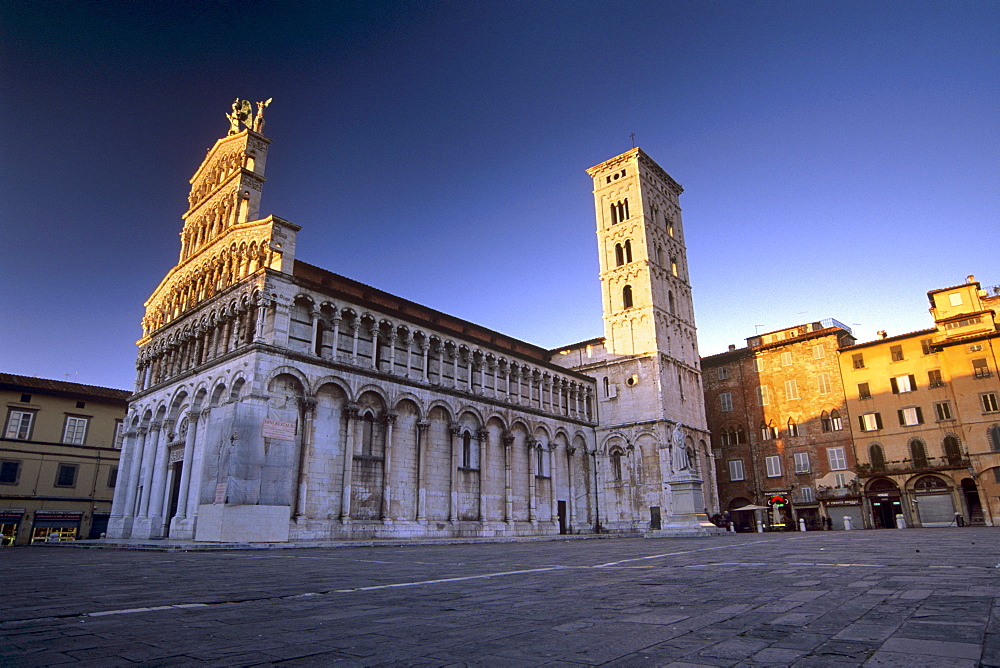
xmin=877 ymin=330 xmax=887 ymax=339
xmin=728 ymin=344 xmax=736 ymax=352
xmin=967 ymin=275 xmax=976 ymax=284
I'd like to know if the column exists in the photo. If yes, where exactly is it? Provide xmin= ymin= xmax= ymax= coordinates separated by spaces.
xmin=294 ymin=399 xmax=317 ymax=519
xmin=387 ymin=329 xmax=397 ymax=375
xmin=122 ymin=427 xmax=148 ymax=520
xmin=432 ymin=340 xmax=444 ymax=384
xmin=448 ymin=423 xmax=460 ymax=522
xmin=370 ymin=323 xmax=380 ymax=370
xmin=566 ymin=446 xmax=577 ymax=529
xmin=173 ymin=411 xmax=199 ymax=521
xmin=527 ymin=438 xmax=538 ymax=525
xmin=402 ymin=333 xmax=412 ymax=378
xmin=254 ymin=302 xmax=268 ymax=342
xmin=330 ymin=311 xmax=341 ymax=360
xmin=476 ymin=427 xmax=488 ymax=522
xmin=451 ymin=346 xmax=459 ymax=388
xmin=110 ymin=428 xmax=138 ymax=520
xmin=381 ymin=413 xmax=396 ymax=523
xmin=137 ymin=422 xmax=163 ymax=517
xmin=340 ymin=404 xmax=359 ymax=523
xmin=549 ymin=446 xmax=558 ymax=526
xmin=351 ymin=319 xmax=360 ymax=362
xmin=146 ymin=418 xmax=175 ymax=534
xmin=421 ymin=340 xmax=430 ymax=382
xmin=503 ymin=434 xmax=514 ymax=524
xmin=416 ymin=420 xmax=429 ymax=523
xmin=184 ymin=407 xmax=212 ymax=523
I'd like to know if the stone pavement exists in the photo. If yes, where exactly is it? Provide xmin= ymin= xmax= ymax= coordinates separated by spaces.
xmin=2 ymin=528 xmax=1000 ymax=666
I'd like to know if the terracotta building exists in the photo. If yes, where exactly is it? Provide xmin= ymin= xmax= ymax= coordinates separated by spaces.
xmin=841 ymin=276 xmax=1000 ymax=528
xmin=702 ymin=321 xmax=858 ymax=530
xmin=1 ymin=373 xmax=129 ymax=545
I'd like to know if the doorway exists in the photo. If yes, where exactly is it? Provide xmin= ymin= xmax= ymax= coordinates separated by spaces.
xmin=962 ymin=478 xmax=984 ymax=524
xmin=166 ymin=460 xmax=183 ymax=536
xmin=557 ymin=501 xmax=568 ymax=534
xmin=650 ymin=506 xmax=661 ymax=531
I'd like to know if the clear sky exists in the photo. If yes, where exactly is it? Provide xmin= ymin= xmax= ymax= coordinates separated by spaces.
xmin=2 ymin=1 xmax=997 ymax=392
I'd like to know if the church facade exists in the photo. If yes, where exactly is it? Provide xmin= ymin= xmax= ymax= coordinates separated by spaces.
xmin=107 ymin=102 xmax=716 ymax=542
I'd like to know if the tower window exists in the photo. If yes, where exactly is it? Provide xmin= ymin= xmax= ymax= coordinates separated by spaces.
xmin=624 ymin=240 xmax=632 ymax=263
xmin=622 ymin=285 xmax=633 ymax=309
xmin=615 ymin=243 xmax=624 ymax=266
xmin=670 ymin=257 xmax=678 ymax=277
xmin=610 ymin=199 xmax=629 ymax=224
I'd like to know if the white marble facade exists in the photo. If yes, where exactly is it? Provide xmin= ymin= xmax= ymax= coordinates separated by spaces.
xmin=108 ymin=103 xmax=716 ymax=543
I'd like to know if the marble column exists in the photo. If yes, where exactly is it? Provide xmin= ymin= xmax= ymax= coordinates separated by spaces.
xmin=503 ymin=434 xmax=514 ymax=524
xmin=527 ymin=438 xmax=538 ymax=525
xmin=294 ymin=399 xmax=317 ymax=519
xmin=381 ymin=413 xmax=396 ymax=523
xmin=448 ymin=423 xmax=460 ymax=522
xmin=416 ymin=420 xmax=429 ymax=523
xmin=340 ymin=404 xmax=359 ymax=523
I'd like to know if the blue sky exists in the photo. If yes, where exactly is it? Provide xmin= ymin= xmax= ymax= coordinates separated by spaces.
xmin=2 ymin=1 xmax=997 ymax=391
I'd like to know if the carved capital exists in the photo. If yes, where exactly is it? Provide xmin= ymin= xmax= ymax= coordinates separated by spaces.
xmin=448 ymin=423 xmax=461 ymax=437
xmin=502 ymin=434 xmax=515 ymax=447
xmin=566 ymin=446 xmax=577 ymax=456
xmin=416 ymin=420 xmax=430 ymax=432
xmin=476 ymin=427 xmax=488 ymax=441
xmin=380 ymin=413 xmax=397 ymax=427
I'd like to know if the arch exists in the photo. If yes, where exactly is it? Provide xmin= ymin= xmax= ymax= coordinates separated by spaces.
xmin=908 ymin=438 xmax=928 ymax=468
xmin=668 ymin=291 xmax=676 ymax=314
xmin=913 ymin=474 xmax=948 ymax=491
xmin=867 ymin=477 xmax=899 ymax=493
xmin=622 ymin=285 xmax=633 ymax=309
xmin=614 ymin=243 xmax=624 ymax=267
xmin=624 ymin=239 xmax=632 ymax=263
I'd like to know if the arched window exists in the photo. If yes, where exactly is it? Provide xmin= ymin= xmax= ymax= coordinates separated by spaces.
xmin=536 ymin=446 xmax=549 ymax=478
xmin=614 ymin=243 xmax=624 ymax=267
xmin=670 ymin=256 xmax=678 ymax=277
xmin=361 ymin=412 xmax=375 ymax=456
xmin=943 ymin=436 xmax=962 ymax=466
xmin=611 ymin=450 xmax=623 ymax=481
xmin=760 ymin=422 xmax=776 ymax=440
xmin=914 ymin=475 xmax=947 ymax=491
xmin=736 ymin=425 xmax=746 ymax=444
xmin=830 ymin=410 xmax=843 ymax=431
xmin=668 ymin=291 xmax=676 ymax=314
xmin=820 ymin=411 xmax=831 ymax=432
xmin=624 ymin=240 xmax=632 ymax=263
xmin=909 ymin=439 xmax=928 ymax=468
xmin=462 ymin=431 xmax=472 ymax=468
xmin=656 ymin=244 xmax=664 ymax=266
xmin=603 ymin=376 xmax=610 ymax=397
xmin=720 ymin=430 xmax=731 ymax=447
xmin=869 ymin=444 xmax=886 ymax=471
xmin=787 ymin=418 xmax=798 ymax=438
xmin=314 ymin=320 xmax=326 ymax=357
xmin=622 ymin=285 xmax=633 ymax=309
xmin=989 ymin=426 xmax=1000 ymax=453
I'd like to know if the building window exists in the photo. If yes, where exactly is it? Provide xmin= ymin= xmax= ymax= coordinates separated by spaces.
xmin=611 ymin=450 xmax=623 ymax=481
xmin=735 ymin=425 xmax=746 ymax=444
xmin=909 ymin=440 xmax=929 ymax=468
xmin=765 ymin=455 xmax=781 ymax=477
xmin=756 ymin=386 xmax=771 ymax=406
xmin=813 ymin=344 xmax=825 ymax=359
xmin=462 ymin=431 xmax=473 ymax=469
xmin=787 ymin=419 xmax=799 ymax=438
xmin=973 ymin=358 xmax=992 ymax=379
xmin=760 ymin=422 xmax=778 ymax=440
xmin=536 ymin=446 xmax=550 ymax=478
xmin=934 ymin=401 xmax=953 ymax=421
xmin=827 ymin=447 xmax=847 ymax=471
xmin=816 ymin=373 xmax=831 ymax=395
xmin=603 ymin=376 xmax=610 ymax=398
xmin=610 ymin=198 xmax=629 ymax=224
xmin=869 ymin=444 xmax=886 ymax=471
xmin=890 ymin=345 xmax=904 ymax=362
xmin=614 ymin=243 xmax=624 ymax=267
xmin=719 ymin=392 xmax=733 ymax=413
xmin=754 ymin=358 xmax=764 ymax=372
xmin=969 ymin=344 xmax=984 ymax=353
xmin=890 ymin=374 xmax=916 ymax=394
xmin=0 ymin=460 xmax=20 ymax=485
xmin=622 ymin=285 xmax=633 ymax=309
xmin=921 ymin=338 xmax=935 ymax=355
xmin=982 ymin=393 xmax=998 ymax=414
xmin=943 ymin=436 xmax=962 ymax=466
xmin=989 ymin=426 xmax=1000 ymax=453
xmin=624 ymin=240 xmax=632 ymax=263
xmin=794 ymin=452 xmax=810 ymax=473
xmin=858 ymin=382 xmax=871 ymax=400
xmin=62 ymin=416 xmax=89 ymax=445
xmin=113 ymin=421 xmax=125 ymax=449
xmin=107 ymin=466 xmax=118 ymax=488
xmin=55 ymin=464 xmax=78 ymax=488
xmin=852 ymin=353 xmax=865 ymax=369
xmin=717 ymin=366 xmax=728 ymax=380
xmin=800 ymin=486 xmax=814 ymax=503
xmin=830 ymin=410 xmax=843 ymax=431
xmin=780 ymin=351 xmax=793 ymax=367
xmin=4 ymin=410 xmax=34 ymax=440
xmin=949 ymin=292 xmax=963 ymax=306
xmin=898 ymin=407 xmax=924 ymax=427
xmin=859 ymin=412 xmax=883 ymax=432
xmin=834 ymin=472 xmax=847 ymax=488
xmin=928 ymin=369 xmax=944 ymax=388
xmin=719 ymin=430 xmax=731 ymax=447
xmin=784 ymin=379 xmax=799 ymax=400
xmin=728 ymin=459 xmax=745 ymax=481
xmin=670 ymin=257 xmax=678 ymax=277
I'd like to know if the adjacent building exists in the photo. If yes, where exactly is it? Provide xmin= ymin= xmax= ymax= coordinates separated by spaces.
xmin=107 ymin=102 xmax=717 ymax=543
xmin=1 ymin=373 xmax=129 ymax=545
xmin=842 ymin=276 xmax=1000 ymax=528
xmin=702 ymin=321 xmax=858 ymax=530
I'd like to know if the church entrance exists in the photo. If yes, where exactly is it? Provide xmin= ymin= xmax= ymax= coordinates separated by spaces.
xmin=165 ymin=461 xmax=183 ymax=536
xmin=558 ymin=501 xmax=569 ymax=534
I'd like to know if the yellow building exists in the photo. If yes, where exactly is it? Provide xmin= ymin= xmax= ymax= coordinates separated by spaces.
xmin=840 ymin=276 xmax=1000 ymax=528
xmin=0 ymin=373 xmax=129 ymax=545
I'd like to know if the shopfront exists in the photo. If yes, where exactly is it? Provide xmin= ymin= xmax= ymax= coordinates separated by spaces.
xmin=0 ymin=509 xmax=23 ymax=546
xmin=31 ymin=510 xmax=83 ymax=543
xmin=822 ymin=498 xmax=862 ymax=530
xmin=865 ymin=478 xmax=904 ymax=529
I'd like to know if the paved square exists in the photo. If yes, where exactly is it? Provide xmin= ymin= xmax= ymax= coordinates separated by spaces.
xmin=3 ymin=529 xmax=1000 ymax=666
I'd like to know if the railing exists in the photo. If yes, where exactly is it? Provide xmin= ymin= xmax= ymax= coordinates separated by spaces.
xmin=856 ymin=456 xmax=970 ymax=476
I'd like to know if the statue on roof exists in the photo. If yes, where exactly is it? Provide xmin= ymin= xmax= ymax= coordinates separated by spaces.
xmin=253 ymin=98 xmax=272 ymax=133
xmin=226 ymin=99 xmax=252 ymax=135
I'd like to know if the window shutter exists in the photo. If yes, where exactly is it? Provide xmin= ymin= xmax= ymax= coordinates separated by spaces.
xmin=875 ymin=413 xmax=883 ymax=429
xmin=859 ymin=416 xmax=865 ymax=431
xmin=890 ymin=377 xmax=899 ymax=394
xmin=915 ymin=407 xmax=923 ymax=423
xmin=908 ymin=374 xmax=916 ymax=390
xmin=898 ymin=410 xmax=905 ymax=426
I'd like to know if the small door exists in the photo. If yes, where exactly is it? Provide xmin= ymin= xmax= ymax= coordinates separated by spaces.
xmin=650 ymin=506 xmax=661 ymax=531
xmin=871 ymin=497 xmax=900 ymax=528
xmin=558 ymin=500 xmax=568 ymax=534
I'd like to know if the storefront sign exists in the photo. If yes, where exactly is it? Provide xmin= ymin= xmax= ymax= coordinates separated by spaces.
xmin=262 ymin=418 xmax=296 ymax=440
xmin=34 ymin=511 xmax=82 ymax=521
xmin=824 ymin=500 xmax=860 ymax=507
xmin=0 ymin=509 xmax=24 ymax=520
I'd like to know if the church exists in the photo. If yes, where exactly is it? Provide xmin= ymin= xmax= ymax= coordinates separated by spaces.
xmin=107 ymin=101 xmax=718 ymax=543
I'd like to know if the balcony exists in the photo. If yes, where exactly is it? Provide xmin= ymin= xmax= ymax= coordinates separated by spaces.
xmin=856 ymin=456 xmax=970 ymax=477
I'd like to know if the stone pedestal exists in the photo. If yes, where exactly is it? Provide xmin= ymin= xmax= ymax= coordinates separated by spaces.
xmin=645 ymin=476 xmax=723 ymax=538
xmin=195 ymin=504 xmax=290 ymax=543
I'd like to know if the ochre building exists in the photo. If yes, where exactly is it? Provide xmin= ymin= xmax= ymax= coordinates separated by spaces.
xmin=1 ymin=373 xmax=129 ymax=545
xmin=107 ymin=102 xmax=717 ymax=543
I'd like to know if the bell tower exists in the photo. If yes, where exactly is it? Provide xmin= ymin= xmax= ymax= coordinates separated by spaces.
xmin=587 ymin=147 xmax=695 ymax=360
